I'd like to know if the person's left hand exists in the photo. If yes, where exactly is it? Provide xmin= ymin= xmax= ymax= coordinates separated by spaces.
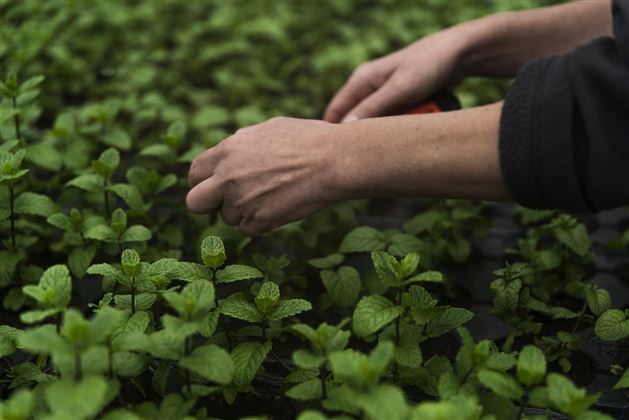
xmin=186 ymin=117 xmax=343 ymax=236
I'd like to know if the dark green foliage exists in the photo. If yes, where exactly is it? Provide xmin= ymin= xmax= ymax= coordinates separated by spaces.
xmin=0 ymin=1 xmax=624 ymax=419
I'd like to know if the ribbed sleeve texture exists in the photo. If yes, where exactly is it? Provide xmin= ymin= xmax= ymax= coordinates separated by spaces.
xmin=499 ymin=0 xmax=629 ymax=214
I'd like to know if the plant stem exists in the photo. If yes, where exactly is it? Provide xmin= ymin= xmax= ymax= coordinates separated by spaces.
xmin=394 ymin=286 xmax=402 ymax=383
xmin=131 ymin=275 xmax=136 ymax=315
xmin=9 ymin=185 xmax=16 ymax=251
xmin=320 ymin=367 xmax=328 ymax=399
xmin=270 ymin=349 xmax=291 ymax=373
xmin=103 ymin=178 xmax=111 ymax=219
xmin=12 ymin=97 xmax=22 ymax=145
xmin=184 ymin=337 xmax=192 ymax=394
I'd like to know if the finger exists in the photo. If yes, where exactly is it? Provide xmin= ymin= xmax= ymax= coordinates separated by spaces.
xmin=323 ymin=67 xmax=380 ymax=124
xmin=238 ymin=218 xmax=266 ymax=237
xmin=344 ymin=77 xmax=411 ymax=120
xmin=186 ymin=176 xmax=223 ymax=214
xmin=188 ymin=147 xmax=222 ymax=188
xmin=221 ymin=203 xmax=243 ymax=226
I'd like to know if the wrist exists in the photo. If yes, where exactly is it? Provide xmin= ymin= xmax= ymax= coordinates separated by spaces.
xmin=455 ymin=12 xmax=514 ymax=76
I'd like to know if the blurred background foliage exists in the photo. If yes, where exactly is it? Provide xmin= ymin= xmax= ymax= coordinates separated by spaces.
xmin=2 ymin=0 xmax=560 ymax=152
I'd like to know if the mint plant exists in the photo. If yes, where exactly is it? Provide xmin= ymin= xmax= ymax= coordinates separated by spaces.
xmin=1 ymin=1 xmax=626 ymax=418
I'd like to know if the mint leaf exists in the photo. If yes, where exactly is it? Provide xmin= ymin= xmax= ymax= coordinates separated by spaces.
xmin=477 ymin=368 xmax=523 ymax=401
xmin=547 ymin=373 xmax=599 ymax=416
xmin=585 ymin=288 xmax=611 ymax=317
xmin=121 ymin=225 xmax=152 ymax=242
xmin=201 ymin=236 xmax=226 ymax=268
xmin=426 ymin=307 xmax=473 ymax=338
xmin=267 ymin=299 xmax=312 ymax=321
xmin=285 ymin=378 xmax=322 ymax=401
xmin=371 ymin=251 xmax=401 ymax=286
xmin=216 ymin=264 xmax=263 ymax=283
xmin=220 ymin=295 xmax=263 ymax=323
xmin=231 ymin=341 xmax=272 ymax=388
xmin=180 ymin=344 xmax=234 ymax=385
xmin=14 ymin=192 xmax=58 ymax=217
xmin=307 ymin=253 xmax=344 ymax=269
xmin=321 ymin=266 xmax=361 ymax=308
xmin=255 ymin=282 xmax=280 ymax=314
xmin=352 ymin=295 xmax=404 ymax=338
xmin=44 ymin=376 xmax=109 ymax=419
xmin=517 ymin=345 xmax=546 ymax=386
xmin=594 ymin=309 xmax=629 ymax=341
xmin=339 ymin=227 xmax=386 ymax=253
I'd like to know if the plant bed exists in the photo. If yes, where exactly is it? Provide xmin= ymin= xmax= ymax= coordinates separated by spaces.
xmin=2 ymin=1 xmax=629 ymax=419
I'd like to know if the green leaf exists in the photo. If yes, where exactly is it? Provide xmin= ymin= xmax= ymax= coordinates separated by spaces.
xmin=403 ymin=210 xmax=443 ymax=234
xmin=0 ymin=389 xmax=33 ymax=420
xmin=361 ymin=383 xmax=409 ymax=420
xmin=84 ymin=224 xmax=117 ymax=242
xmin=220 ymin=295 xmax=263 ymax=323
xmin=321 ymin=266 xmax=361 ymax=308
xmin=613 ymin=368 xmax=629 ymax=390
xmin=352 ymin=295 xmax=404 ymax=338
xmin=339 ymin=227 xmax=386 ymax=253
xmin=121 ymin=225 xmax=152 ymax=242
xmin=285 ymin=378 xmax=322 ymax=401
xmin=163 ymin=280 xmax=214 ymax=319
xmin=87 ymin=263 xmax=124 ymax=282
xmin=594 ymin=309 xmax=629 ymax=341
xmin=200 ymin=235 xmax=226 ymax=268
xmin=18 ymin=324 xmax=71 ymax=355
xmin=20 ymin=308 xmax=61 ymax=324
xmin=426 ymin=307 xmax=473 ymax=338
xmin=47 ymin=212 xmax=74 ymax=231
xmin=477 ymin=368 xmax=523 ymax=401
xmin=585 ymin=288 xmax=611 ymax=317
xmin=26 ymin=141 xmax=63 ymax=171
xmin=0 ymin=325 xmax=22 ymax=357
xmin=231 ymin=341 xmax=272 ymax=388
xmin=292 ymin=349 xmax=326 ymax=370
xmin=66 ymin=174 xmax=102 ymax=192
xmin=547 ymin=373 xmax=599 ymax=416
xmin=68 ymin=245 xmax=98 ymax=278
xmin=121 ymin=249 xmax=141 ymax=276
xmin=517 ymin=345 xmax=546 ymax=386
xmin=98 ymin=147 xmax=120 ymax=172
xmin=556 ymin=223 xmax=590 ymax=257
xmin=216 ymin=264 xmax=263 ymax=283
xmin=490 ymin=279 xmax=521 ymax=315
xmin=307 ymin=253 xmax=344 ymax=269
xmin=268 ymin=299 xmax=312 ymax=321
xmin=109 ymin=183 xmax=146 ymax=212
xmin=44 ymin=376 xmax=110 ymax=419
xmin=13 ymin=192 xmax=58 ymax=217
xmin=371 ymin=251 xmax=401 ymax=286
xmin=255 ymin=281 xmax=280 ymax=314
xmin=180 ymin=344 xmax=234 ymax=385
xmin=404 ymin=270 xmax=443 ymax=285
xmin=22 ymin=264 xmax=71 ymax=308
xmin=574 ymin=411 xmax=614 ymax=420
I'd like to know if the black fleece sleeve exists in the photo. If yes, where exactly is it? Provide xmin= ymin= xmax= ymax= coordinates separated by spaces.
xmin=499 ymin=0 xmax=629 ymax=214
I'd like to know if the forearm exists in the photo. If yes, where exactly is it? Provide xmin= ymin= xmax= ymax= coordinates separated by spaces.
xmin=457 ymin=0 xmax=613 ymax=77
xmin=332 ymin=102 xmax=510 ymax=202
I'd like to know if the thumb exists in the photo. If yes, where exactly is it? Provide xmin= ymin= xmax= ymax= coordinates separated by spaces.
xmin=342 ymin=79 xmax=409 ymax=121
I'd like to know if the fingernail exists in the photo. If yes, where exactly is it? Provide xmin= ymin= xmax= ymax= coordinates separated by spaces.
xmin=342 ymin=114 xmax=358 ymax=123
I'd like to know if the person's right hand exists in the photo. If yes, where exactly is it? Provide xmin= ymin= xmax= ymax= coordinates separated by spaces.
xmin=324 ymin=27 xmax=469 ymax=123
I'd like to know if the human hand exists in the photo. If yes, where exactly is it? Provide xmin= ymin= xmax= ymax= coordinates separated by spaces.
xmin=324 ymin=27 xmax=469 ymax=123
xmin=186 ymin=117 xmax=343 ymax=236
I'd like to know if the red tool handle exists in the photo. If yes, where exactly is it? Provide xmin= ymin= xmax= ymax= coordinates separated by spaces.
xmin=401 ymin=90 xmax=461 ymax=115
